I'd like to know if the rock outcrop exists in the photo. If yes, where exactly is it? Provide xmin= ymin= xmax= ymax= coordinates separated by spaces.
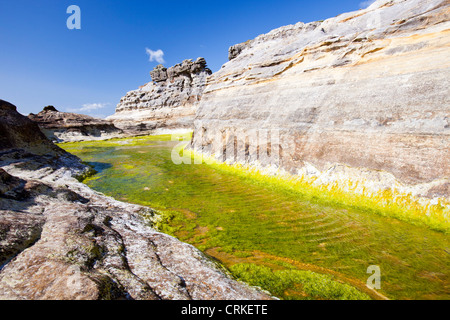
xmin=191 ymin=0 xmax=450 ymax=200
xmin=107 ymin=58 xmax=212 ymax=134
xmin=0 ymin=99 xmax=271 ymax=300
xmin=28 ymin=106 xmax=123 ymax=143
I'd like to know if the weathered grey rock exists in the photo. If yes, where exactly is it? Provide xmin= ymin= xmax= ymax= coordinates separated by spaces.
xmin=150 ymin=65 xmax=168 ymax=82
xmin=0 ymin=100 xmax=272 ymax=300
xmin=107 ymin=58 xmax=212 ymax=134
xmin=191 ymin=57 xmax=208 ymax=73
xmin=191 ymin=0 xmax=450 ymax=200
xmin=1 ymin=100 xmax=65 ymax=155
xmin=229 ymin=41 xmax=251 ymax=60
xmin=28 ymin=106 xmax=123 ymax=143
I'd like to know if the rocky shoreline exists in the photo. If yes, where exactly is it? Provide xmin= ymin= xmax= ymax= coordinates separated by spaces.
xmin=0 ymin=100 xmax=271 ymax=300
xmin=105 ymin=0 xmax=449 ymax=204
xmin=1 ymin=0 xmax=448 ymax=301
xmin=28 ymin=106 xmax=123 ymax=143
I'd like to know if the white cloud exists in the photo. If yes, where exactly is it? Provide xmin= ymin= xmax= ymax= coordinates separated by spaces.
xmin=79 ymin=103 xmax=109 ymax=111
xmin=67 ymin=103 xmax=109 ymax=114
xmin=359 ymin=0 xmax=377 ymax=9
xmin=146 ymin=48 xmax=165 ymax=64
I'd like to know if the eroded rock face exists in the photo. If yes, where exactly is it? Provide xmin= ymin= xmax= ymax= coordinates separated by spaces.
xmin=1 ymin=100 xmax=63 ymax=155
xmin=107 ymin=58 xmax=212 ymax=134
xmin=229 ymin=41 xmax=251 ymax=61
xmin=28 ymin=106 xmax=123 ymax=143
xmin=0 ymin=100 xmax=271 ymax=300
xmin=191 ymin=0 xmax=450 ymax=199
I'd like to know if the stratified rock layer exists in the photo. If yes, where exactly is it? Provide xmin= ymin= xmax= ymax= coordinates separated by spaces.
xmin=107 ymin=58 xmax=212 ymax=134
xmin=192 ymin=0 xmax=450 ymax=199
xmin=28 ymin=106 xmax=123 ymax=143
xmin=0 ymin=100 xmax=271 ymax=300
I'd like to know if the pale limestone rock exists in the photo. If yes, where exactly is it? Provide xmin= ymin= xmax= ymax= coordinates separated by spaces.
xmin=191 ymin=0 xmax=450 ymax=200
xmin=108 ymin=58 xmax=212 ymax=134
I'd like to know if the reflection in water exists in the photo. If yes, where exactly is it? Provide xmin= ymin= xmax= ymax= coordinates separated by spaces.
xmin=85 ymin=162 xmax=113 ymax=174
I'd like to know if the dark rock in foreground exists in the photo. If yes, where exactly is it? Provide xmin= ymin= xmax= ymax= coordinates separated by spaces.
xmin=1 ymin=101 xmax=65 ymax=155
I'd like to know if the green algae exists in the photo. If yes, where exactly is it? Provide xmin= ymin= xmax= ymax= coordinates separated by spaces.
xmin=59 ymin=135 xmax=450 ymax=300
xmin=230 ymin=263 xmax=370 ymax=300
xmin=183 ymin=149 xmax=450 ymax=234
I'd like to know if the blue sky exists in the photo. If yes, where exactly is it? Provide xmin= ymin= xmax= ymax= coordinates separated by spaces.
xmin=0 ymin=0 xmax=374 ymax=118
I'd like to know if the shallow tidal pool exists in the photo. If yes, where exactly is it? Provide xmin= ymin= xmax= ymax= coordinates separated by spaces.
xmin=59 ymin=135 xmax=450 ymax=300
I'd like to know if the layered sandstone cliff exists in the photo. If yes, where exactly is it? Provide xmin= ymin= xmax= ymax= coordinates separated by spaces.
xmin=108 ymin=58 xmax=212 ymax=134
xmin=191 ymin=0 xmax=450 ymax=200
xmin=0 ymin=99 xmax=271 ymax=300
xmin=28 ymin=106 xmax=123 ymax=143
